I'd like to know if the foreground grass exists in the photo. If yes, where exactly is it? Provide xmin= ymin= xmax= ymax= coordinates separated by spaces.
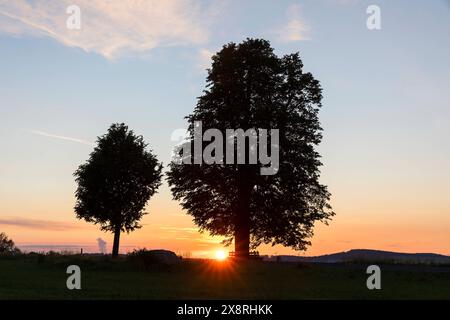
xmin=0 ymin=255 xmax=449 ymax=299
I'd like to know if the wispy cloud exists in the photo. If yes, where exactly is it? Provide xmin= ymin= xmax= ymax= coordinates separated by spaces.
xmin=0 ymin=217 xmax=84 ymax=231
xmin=28 ymin=130 xmax=94 ymax=146
xmin=195 ymin=237 xmax=222 ymax=244
xmin=0 ymin=0 xmax=212 ymax=60
xmin=158 ymin=225 xmax=199 ymax=234
xmin=277 ymin=4 xmax=309 ymax=42
xmin=197 ymin=48 xmax=214 ymax=71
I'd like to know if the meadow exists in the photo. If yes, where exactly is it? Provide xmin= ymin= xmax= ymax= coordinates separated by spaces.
xmin=0 ymin=254 xmax=449 ymax=300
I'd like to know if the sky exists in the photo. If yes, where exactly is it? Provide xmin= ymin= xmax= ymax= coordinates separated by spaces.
xmin=0 ymin=0 xmax=449 ymax=258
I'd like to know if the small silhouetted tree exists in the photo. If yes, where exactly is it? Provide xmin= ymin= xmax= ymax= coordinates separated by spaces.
xmin=167 ymin=39 xmax=334 ymax=259
xmin=0 ymin=232 xmax=20 ymax=254
xmin=74 ymin=123 xmax=162 ymax=257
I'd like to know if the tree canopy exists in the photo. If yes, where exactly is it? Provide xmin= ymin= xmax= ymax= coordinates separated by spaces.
xmin=74 ymin=123 xmax=163 ymax=257
xmin=0 ymin=232 xmax=20 ymax=254
xmin=167 ymin=39 xmax=334 ymax=258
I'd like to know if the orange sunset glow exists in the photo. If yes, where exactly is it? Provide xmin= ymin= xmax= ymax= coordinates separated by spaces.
xmin=1 ymin=0 xmax=449 ymax=261
xmin=2 ymin=180 xmax=449 ymax=258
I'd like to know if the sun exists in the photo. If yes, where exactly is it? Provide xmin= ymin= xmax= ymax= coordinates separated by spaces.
xmin=215 ymin=250 xmax=227 ymax=261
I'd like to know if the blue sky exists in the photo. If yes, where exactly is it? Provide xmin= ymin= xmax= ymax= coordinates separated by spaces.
xmin=0 ymin=0 xmax=449 ymax=256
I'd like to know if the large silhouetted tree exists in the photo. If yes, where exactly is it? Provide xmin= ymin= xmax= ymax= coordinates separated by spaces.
xmin=167 ymin=39 xmax=334 ymax=259
xmin=74 ymin=123 xmax=162 ymax=257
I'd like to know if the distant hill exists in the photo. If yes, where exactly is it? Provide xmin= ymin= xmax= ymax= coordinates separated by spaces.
xmin=264 ymin=249 xmax=450 ymax=264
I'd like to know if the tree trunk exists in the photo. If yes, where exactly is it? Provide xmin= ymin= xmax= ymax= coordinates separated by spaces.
xmin=112 ymin=226 xmax=121 ymax=258
xmin=234 ymin=166 xmax=251 ymax=259
xmin=234 ymin=216 xmax=250 ymax=259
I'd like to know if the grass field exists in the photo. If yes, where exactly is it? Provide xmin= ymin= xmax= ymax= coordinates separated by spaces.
xmin=1 ymin=255 xmax=450 ymax=299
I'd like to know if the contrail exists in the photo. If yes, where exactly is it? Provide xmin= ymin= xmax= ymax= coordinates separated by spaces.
xmin=28 ymin=130 xmax=94 ymax=146
xmin=0 ymin=9 xmax=80 ymax=49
